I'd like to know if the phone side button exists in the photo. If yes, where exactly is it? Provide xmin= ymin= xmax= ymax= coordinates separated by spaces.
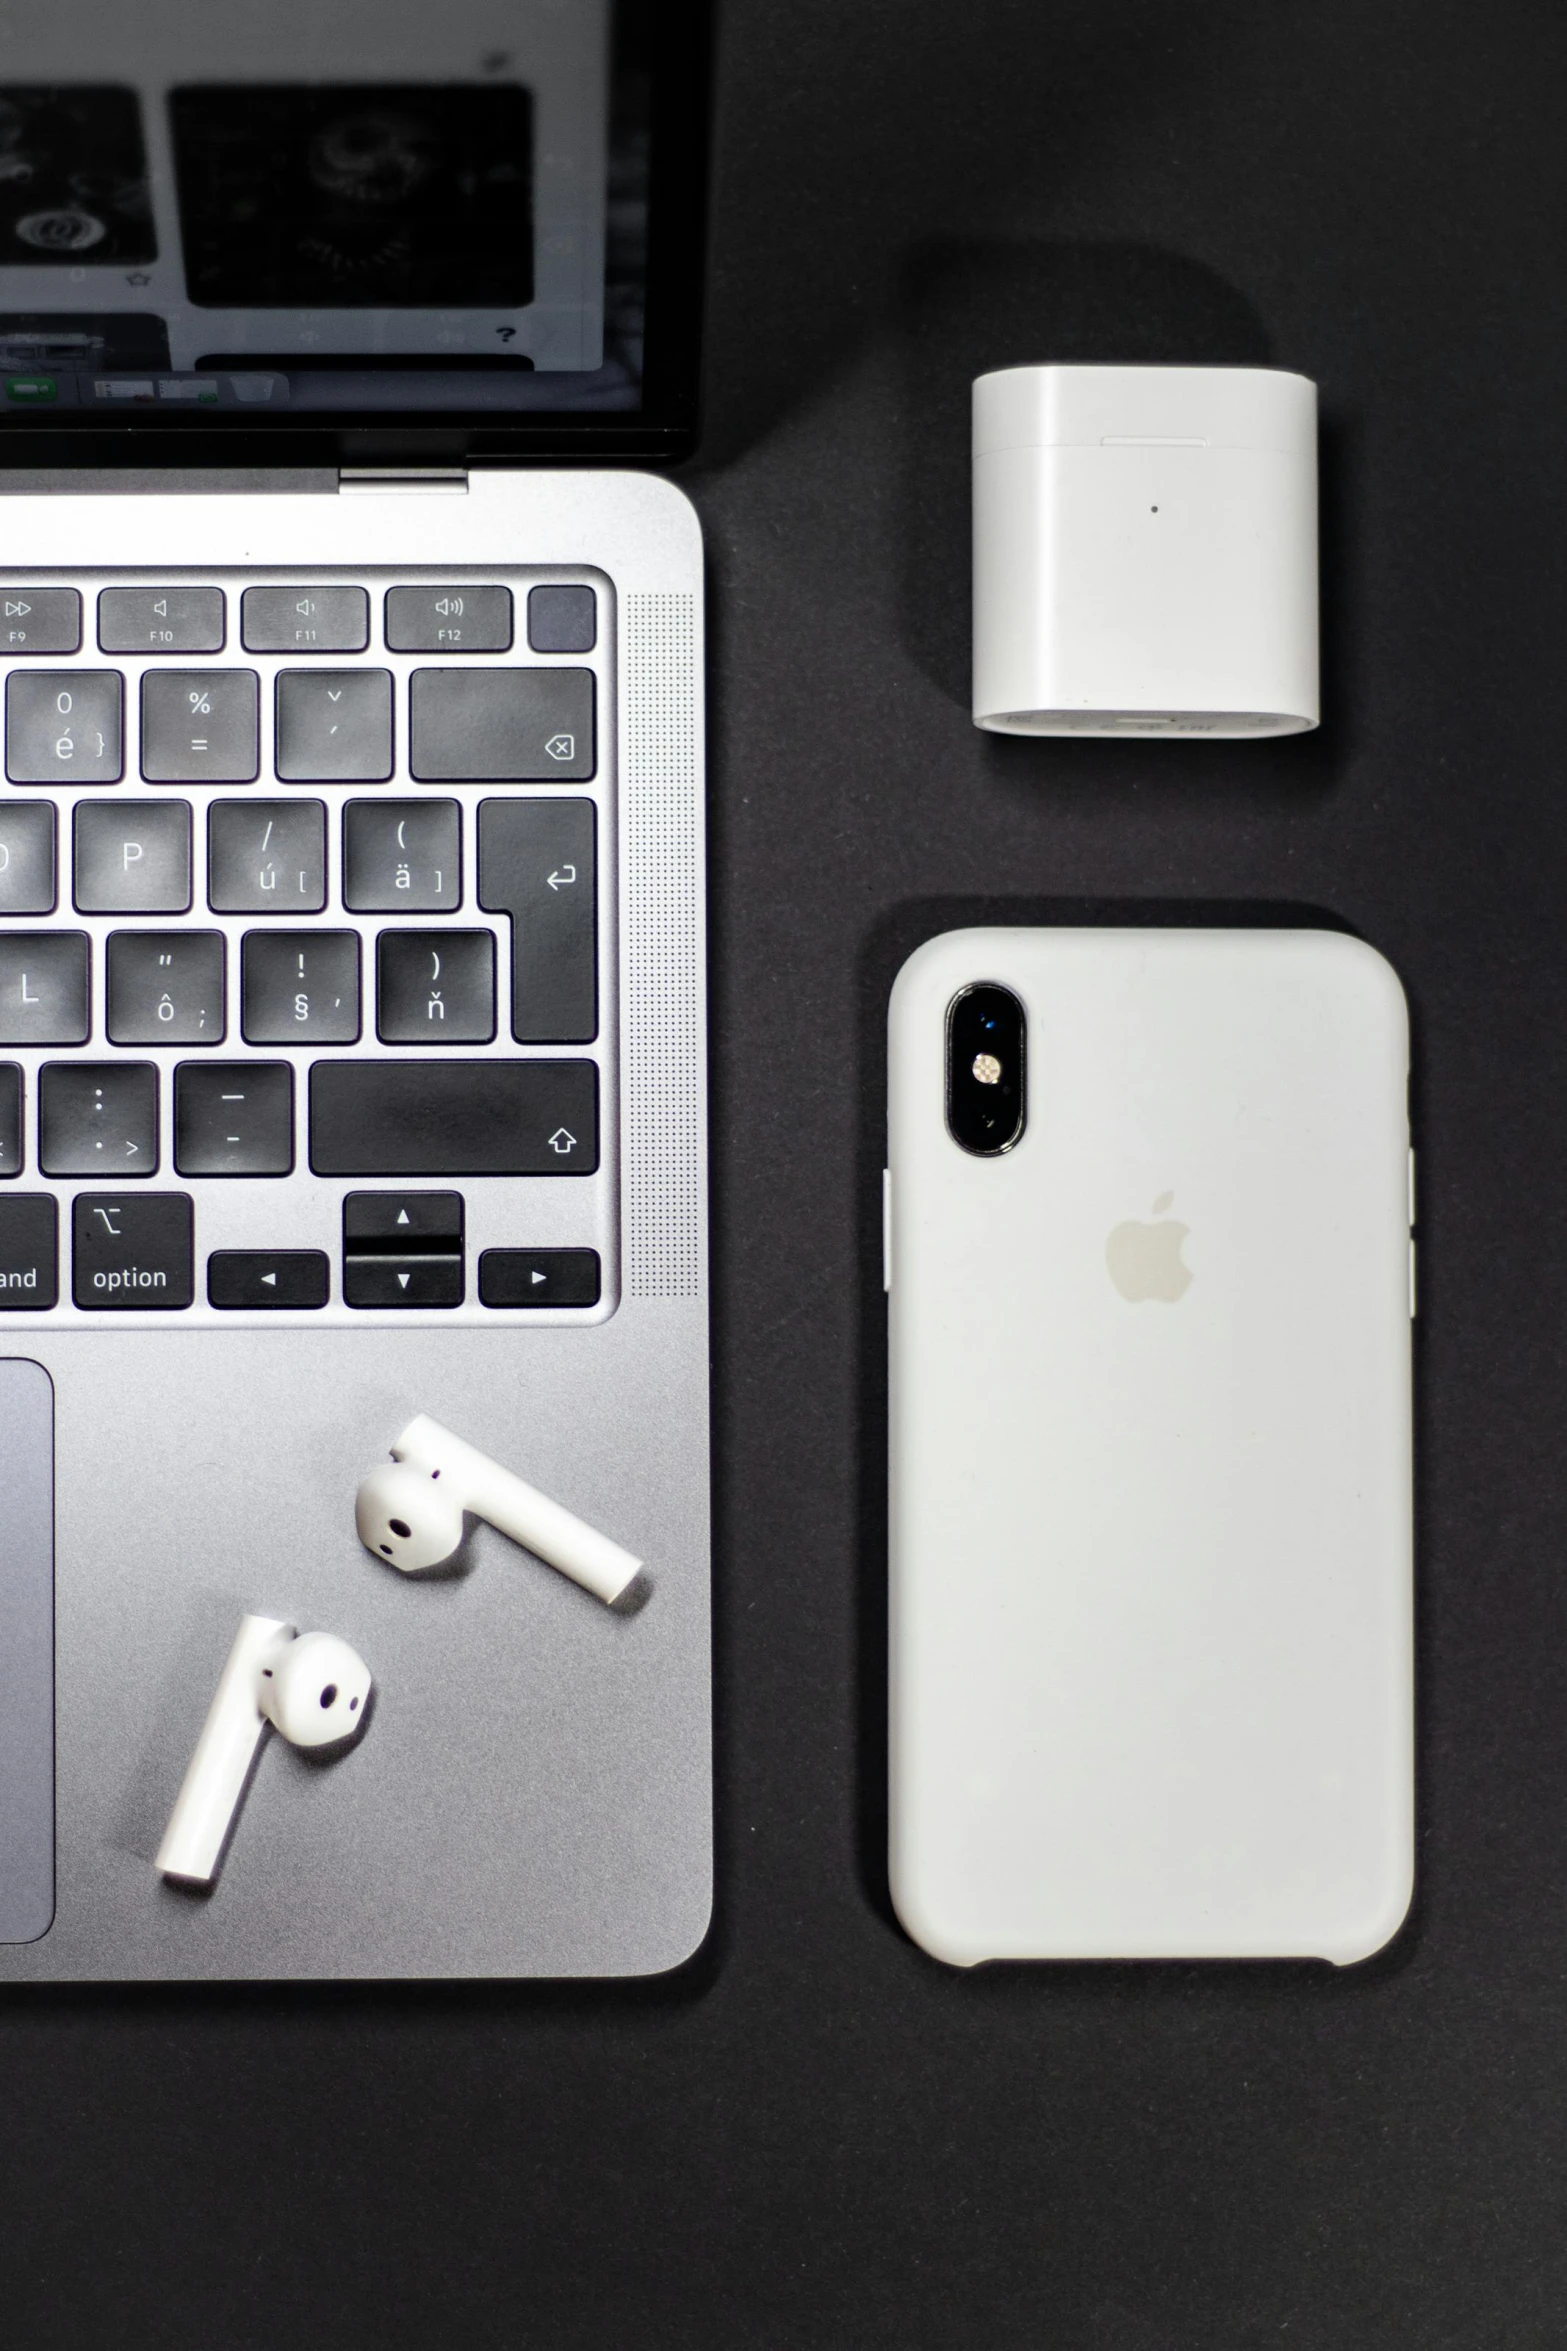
xmin=1409 ymin=1239 xmax=1417 ymax=1319
xmin=882 ymin=1168 xmax=892 ymax=1293
xmin=1408 ymin=1148 xmax=1416 ymax=1229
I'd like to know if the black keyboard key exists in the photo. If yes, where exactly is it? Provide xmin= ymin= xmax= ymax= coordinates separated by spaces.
xmin=72 ymin=1192 xmax=192 ymax=1310
xmin=409 ymin=667 xmax=594 ymax=782
xmin=242 ymin=930 xmax=359 ymax=1043
xmin=0 ymin=589 xmax=80 ymax=655
xmin=175 ymin=1061 xmax=293 ymax=1176
xmin=7 ymin=671 xmax=122 ymax=784
xmin=275 ymin=668 xmax=393 ymax=782
xmin=99 ymin=588 xmax=224 ymax=654
xmin=208 ymin=799 xmax=326 ymax=914
xmin=310 ymin=1059 xmax=598 ymax=1176
xmin=343 ymin=1190 xmax=463 ymax=1248
xmin=376 ymin=928 xmax=494 ymax=1043
xmin=141 ymin=669 xmax=259 ymax=784
xmin=342 ymin=798 xmax=459 ymax=912
xmin=0 ymin=1193 xmax=55 ymax=1304
xmin=385 ymin=585 xmax=511 ymax=653
xmin=106 ymin=930 xmax=225 ymax=1045
xmin=527 ymin=585 xmax=596 ymax=654
xmin=0 ymin=1062 xmax=20 ymax=1178
xmin=342 ymin=1188 xmax=463 ymax=1308
xmin=40 ymin=1061 xmax=157 ymax=1176
xmin=477 ymin=798 xmax=596 ymax=1043
xmin=479 ymin=1248 xmax=600 ymax=1308
xmin=0 ymin=803 xmax=55 ymax=913
xmin=242 ymin=586 xmax=368 ymax=653
xmin=343 ymin=1252 xmax=463 ymax=1308
xmin=74 ymin=798 xmax=190 ymax=913
xmin=208 ymin=1250 xmax=328 ymax=1309
xmin=0 ymin=931 xmax=89 ymax=1043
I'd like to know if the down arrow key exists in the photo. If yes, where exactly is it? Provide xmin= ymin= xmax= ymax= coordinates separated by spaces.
xmin=341 ymin=1251 xmax=464 ymax=1309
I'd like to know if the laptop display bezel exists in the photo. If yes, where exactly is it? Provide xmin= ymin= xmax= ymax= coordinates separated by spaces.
xmin=0 ymin=0 xmax=710 ymax=470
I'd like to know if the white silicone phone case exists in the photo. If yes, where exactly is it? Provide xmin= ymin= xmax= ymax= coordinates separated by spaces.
xmin=887 ymin=929 xmax=1414 ymax=1966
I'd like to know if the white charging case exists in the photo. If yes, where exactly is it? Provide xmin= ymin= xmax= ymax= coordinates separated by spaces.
xmin=972 ymin=363 xmax=1318 ymax=739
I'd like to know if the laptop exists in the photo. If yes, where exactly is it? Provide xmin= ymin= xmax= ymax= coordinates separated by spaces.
xmin=0 ymin=0 xmax=712 ymax=1979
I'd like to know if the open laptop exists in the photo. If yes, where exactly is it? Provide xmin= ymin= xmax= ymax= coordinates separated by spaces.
xmin=0 ymin=0 xmax=712 ymax=1979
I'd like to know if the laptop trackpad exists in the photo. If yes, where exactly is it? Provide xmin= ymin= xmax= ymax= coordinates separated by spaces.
xmin=0 ymin=1361 xmax=52 ymax=1941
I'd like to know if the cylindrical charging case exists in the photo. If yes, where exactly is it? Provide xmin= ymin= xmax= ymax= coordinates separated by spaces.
xmin=972 ymin=364 xmax=1318 ymax=738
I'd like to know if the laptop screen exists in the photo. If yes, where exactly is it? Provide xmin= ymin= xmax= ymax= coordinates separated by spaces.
xmin=0 ymin=0 xmax=707 ymax=461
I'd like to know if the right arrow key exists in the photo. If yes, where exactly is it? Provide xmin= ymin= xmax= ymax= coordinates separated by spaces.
xmin=478 ymin=1248 xmax=601 ymax=1309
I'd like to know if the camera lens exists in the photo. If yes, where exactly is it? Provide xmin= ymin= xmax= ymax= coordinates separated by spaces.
xmin=946 ymin=982 xmax=1026 ymax=1155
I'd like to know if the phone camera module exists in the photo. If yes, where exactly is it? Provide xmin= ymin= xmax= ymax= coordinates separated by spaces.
xmin=947 ymin=983 xmax=1026 ymax=1155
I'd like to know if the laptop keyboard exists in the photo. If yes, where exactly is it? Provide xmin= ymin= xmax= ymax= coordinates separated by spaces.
xmin=0 ymin=567 xmax=615 ymax=1324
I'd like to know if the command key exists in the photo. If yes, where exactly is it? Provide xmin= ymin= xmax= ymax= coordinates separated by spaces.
xmin=0 ymin=1194 xmax=57 ymax=1308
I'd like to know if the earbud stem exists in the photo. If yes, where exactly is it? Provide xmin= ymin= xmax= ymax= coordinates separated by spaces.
xmin=392 ymin=1414 xmax=643 ymax=1604
xmin=155 ymin=1614 xmax=293 ymax=1883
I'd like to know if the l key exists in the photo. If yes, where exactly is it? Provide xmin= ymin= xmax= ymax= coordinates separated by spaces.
xmin=477 ymin=799 xmax=596 ymax=1043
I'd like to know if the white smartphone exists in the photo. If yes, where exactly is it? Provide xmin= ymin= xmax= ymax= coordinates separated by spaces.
xmin=886 ymin=928 xmax=1414 ymax=1967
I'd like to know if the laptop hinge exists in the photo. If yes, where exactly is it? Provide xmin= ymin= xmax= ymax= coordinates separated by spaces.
xmin=339 ymin=466 xmax=468 ymax=494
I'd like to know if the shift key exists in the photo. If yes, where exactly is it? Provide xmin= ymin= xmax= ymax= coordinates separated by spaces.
xmin=310 ymin=1059 xmax=597 ymax=1175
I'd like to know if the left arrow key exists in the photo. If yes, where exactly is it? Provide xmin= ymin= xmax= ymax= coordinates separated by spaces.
xmin=208 ymin=1251 xmax=330 ymax=1310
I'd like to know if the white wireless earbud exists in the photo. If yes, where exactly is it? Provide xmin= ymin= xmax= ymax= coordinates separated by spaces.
xmin=355 ymin=1413 xmax=643 ymax=1606
xmin=156 ymin=1614 xmax=372 ymax=1885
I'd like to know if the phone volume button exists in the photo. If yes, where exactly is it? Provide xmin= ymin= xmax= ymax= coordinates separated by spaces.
xmin=1409 ymin=1238 xmax=1417 ymax=1319
xmin=882 ymin=1167 xmax=892 ymax=1294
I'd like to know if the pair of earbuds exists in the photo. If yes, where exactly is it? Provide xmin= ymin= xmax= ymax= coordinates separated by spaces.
xmin=156 ymin=1418 xmax=643 ymax=1885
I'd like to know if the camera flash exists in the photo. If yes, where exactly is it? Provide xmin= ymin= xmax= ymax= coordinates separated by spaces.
xmin=972 ymin=1052 xmax=1002 ymax=1085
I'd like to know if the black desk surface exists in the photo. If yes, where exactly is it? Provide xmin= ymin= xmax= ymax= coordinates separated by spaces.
xmin=10 ymin=5 xmax=1565 ymax=2342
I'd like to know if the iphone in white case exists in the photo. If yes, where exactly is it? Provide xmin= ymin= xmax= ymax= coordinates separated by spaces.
xmin=886 ymin=928 xmax=1414 ymax=1966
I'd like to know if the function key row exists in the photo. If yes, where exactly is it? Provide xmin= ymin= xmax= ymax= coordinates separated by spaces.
xmin=0 ymin=584 xmax=596 ymax=658
xmin=0 ymin=1059 xmax=599 ymax=1178
xmin=4 ymin=666 xmax=595 ymax=785
xmin=0 ymin=1190 xmax=600 ymax=1312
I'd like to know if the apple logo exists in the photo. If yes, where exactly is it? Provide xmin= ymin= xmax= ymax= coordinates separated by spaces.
xmin=1104 ymin=1192 xmax=1193 ymax=1304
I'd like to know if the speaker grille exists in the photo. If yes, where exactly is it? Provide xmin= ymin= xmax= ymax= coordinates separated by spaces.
xmin=624 ymin=592 xmax=702 ymax=1297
